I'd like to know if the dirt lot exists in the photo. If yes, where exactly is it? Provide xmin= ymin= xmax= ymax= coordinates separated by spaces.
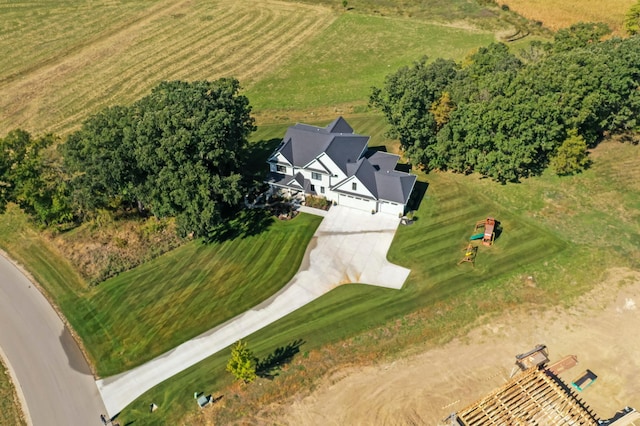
xmin=281 ymin=267 xmax=640 ymax=425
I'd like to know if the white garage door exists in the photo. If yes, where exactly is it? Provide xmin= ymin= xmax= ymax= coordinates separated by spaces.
xmin=338 ymin=194 xmax=372 ymax=212
xmin=378 ymin=200 xmax=403 ymax=216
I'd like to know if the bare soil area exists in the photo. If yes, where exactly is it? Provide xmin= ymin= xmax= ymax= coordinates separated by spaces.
xmin=281 ymin=267 xmax=640 ymax=425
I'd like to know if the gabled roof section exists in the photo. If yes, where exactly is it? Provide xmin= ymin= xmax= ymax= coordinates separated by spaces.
xmin=277 ymin=128 xmax=333 ymax=167
xmin=326 ymin=116 xmax=354 ymax=134
xmin=268 ymin=117 xmax=417 ymax=206
xmin=273 ymin=118 xmax=367 ymax=171
xmin=278 ymin=138 xmax=294 ymax=164
xmin=375 ymin=171 xmax=416 ymax=204
xmin=288 ymin=173 xmax=305 ymax=188
xmin=350 ymin=158 xmax=379 ymax=198
xmin=325 ymin=135 xmax=369 ymax=175
xmin=366 ymin=150 xmax=400 ymax=172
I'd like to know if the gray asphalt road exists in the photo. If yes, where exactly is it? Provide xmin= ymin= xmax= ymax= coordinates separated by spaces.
xmin=0 ymin=254 xmax=107 ymax=425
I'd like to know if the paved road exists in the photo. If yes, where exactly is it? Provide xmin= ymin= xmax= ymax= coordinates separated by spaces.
xmin=0 ymin=254 xmax=107 ymax=425
xmin=98 ymin=206 xmax=411 ymax=417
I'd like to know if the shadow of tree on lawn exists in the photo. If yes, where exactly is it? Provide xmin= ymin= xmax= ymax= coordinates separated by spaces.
xmin=256 ymin=339 xmax=305 ymax=379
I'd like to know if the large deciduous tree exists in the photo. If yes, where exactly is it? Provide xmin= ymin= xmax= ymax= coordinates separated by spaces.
xmin=62 ymin=78 xmax=256 ymax=240
xmin=369 ymin=57 xmax=458 ymax=167
xmin=131 ymin=79 xmax=255 ymax=239
xmin=0 ymin=129 xmax=72 ymax=225
xmin=371 ymin=34 xmax=640 ymax=182
xmin=62 ymin=105 xmax=138 ymax=218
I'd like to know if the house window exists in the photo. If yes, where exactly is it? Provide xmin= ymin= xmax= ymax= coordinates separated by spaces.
xmin=311 ymin=172 xmax=321 ymax=180
xmin=352 ymin=182 xmax=357 ymax=191
xmin=320 ymin=187 xmax=325 ymax=194
xmin=276 ymin=165 xmax=286 ymax=173
xmin=310 ymin=184 xmax=315 ymax=192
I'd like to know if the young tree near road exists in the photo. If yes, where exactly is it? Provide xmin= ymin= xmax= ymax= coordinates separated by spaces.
xmin=226 ymin=340 xmax=257 ymax=384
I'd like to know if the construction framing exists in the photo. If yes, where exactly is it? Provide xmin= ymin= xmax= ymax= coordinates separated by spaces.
xmin=455 ymin=366 xmax=598 ymax=425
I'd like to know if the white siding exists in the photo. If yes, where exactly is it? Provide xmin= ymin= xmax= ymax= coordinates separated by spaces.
xmin=300 ymin=169 xmax=327 ymax=187
xmin=338 ymin=193 xmax=374 ymax=212
xmin=272 ymin=163 xmax=289 ymax=174
xmin=334 ymin=176 xmax=376 ymax=199
xmin=378 ymin=200 xmax=404 ymax=216
xmin=274 ymin=152 xmax=291 ymax=165
xmin=317 ymin=153 xmax=346 ymax=182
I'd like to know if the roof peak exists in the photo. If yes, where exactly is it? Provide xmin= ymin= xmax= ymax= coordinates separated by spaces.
xmin=326 ymin=116 xmax=354 ymax=134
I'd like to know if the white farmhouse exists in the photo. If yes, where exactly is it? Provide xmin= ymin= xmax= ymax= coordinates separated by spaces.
xmin=266 ymin=117 xmax=417 ymax=216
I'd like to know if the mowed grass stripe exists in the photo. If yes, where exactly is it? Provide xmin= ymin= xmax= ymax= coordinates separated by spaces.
xmin=0 ymin=0 xmax=336 ymax=135
xmin=209 ymin=8 xmax=336 ymax=83
xmin=0 ymin=1 xmax=153 ymax=82
xmin=117 ymin=167 xmax=569 ymax=424
xmin=246 ymin=13 xmax=495 ymax=111
xmin=44 ymin=5 xmax=255 ymax=125
xmin=165 ymin=7 xmax=288 ymax=80
xmin=75 ymin=214 xmax=321 ymax=375
xmin=116 ymin=4 xmax=264 ymax=80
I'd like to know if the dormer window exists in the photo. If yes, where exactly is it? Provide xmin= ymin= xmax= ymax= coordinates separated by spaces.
xmin=277 ymin=165 xmax=286 ymax=173
xmin=352 ymin=182 xmax=357 ymax=191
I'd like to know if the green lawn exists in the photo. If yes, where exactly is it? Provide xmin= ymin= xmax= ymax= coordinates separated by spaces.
xmin=115 ymin=169 xmax=568 ymax=424
xmin=246 ymin=13 xmax=495 ymax=113
xmin=0 ymin=207 xmax=321 ymax=376
xmin=4 ymin=1 xmax=635 ymax=424
xmin=116 ymin=121 xmax=640 ymax=425
xmin=0 ymin=358 xmax=25 ymax=426
xmin=80 ymin=213 xmax=321 ymax=375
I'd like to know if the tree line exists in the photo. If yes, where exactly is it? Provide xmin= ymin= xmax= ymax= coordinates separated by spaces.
xmin=0 ymin=78 xmax=256 ymax=238
xmin=370 ymin=23 xmax=640 ymax=182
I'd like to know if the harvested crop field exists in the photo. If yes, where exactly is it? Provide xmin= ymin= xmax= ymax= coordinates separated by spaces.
xmin=499 ymin=0 xmax=636 ymax=34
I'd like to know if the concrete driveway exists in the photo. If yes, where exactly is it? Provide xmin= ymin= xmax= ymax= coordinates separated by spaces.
xmin=0 ymin=255 xmax=107 ymax=426
xmin=97 ymin=205 xmax=411 ymax=416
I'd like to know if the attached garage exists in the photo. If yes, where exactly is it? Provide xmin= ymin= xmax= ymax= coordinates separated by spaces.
xmin=378 ymin=200 xmax=404 ymax=216
xmin=338 ymin=194 xmax=373 ymax=212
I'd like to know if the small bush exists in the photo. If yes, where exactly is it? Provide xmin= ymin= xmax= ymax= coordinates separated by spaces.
xmin=551 ymin=129 xmax=590 ymax=176
xmin=304 ymin=195 xmax=331 ymax=210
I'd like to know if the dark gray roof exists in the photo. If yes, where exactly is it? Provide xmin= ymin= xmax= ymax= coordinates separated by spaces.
xmin=269 ymin=117 xmax=417 ymax=205
xmin=326 ymin=116 xmax=354 ymax=134
xmin=278 ymin=138 xmax=294 ymax=164
xmin=375 ymin=170 xmax=417 ymax=204
xmin=347 ymin=156 xmax=416 ymax=203
xmin=366 ymin=150 xmax=400 ymax=172
xmin=266 ymin=172 xmax=316 ymax=195
xmin=278 ymin=128 xmax=331 ymax=166
xmin=325 ymin=135 xmax=369 ymax=174
xmin=350 ymin=158 xmax=379 ymax=198
xmin=276 ymin=120 xmax=368 ymax=170
xmin=292 ymin=173 xmax=305 ymax=188
xmin=266 ymin=172 xmax=292 ymax=187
